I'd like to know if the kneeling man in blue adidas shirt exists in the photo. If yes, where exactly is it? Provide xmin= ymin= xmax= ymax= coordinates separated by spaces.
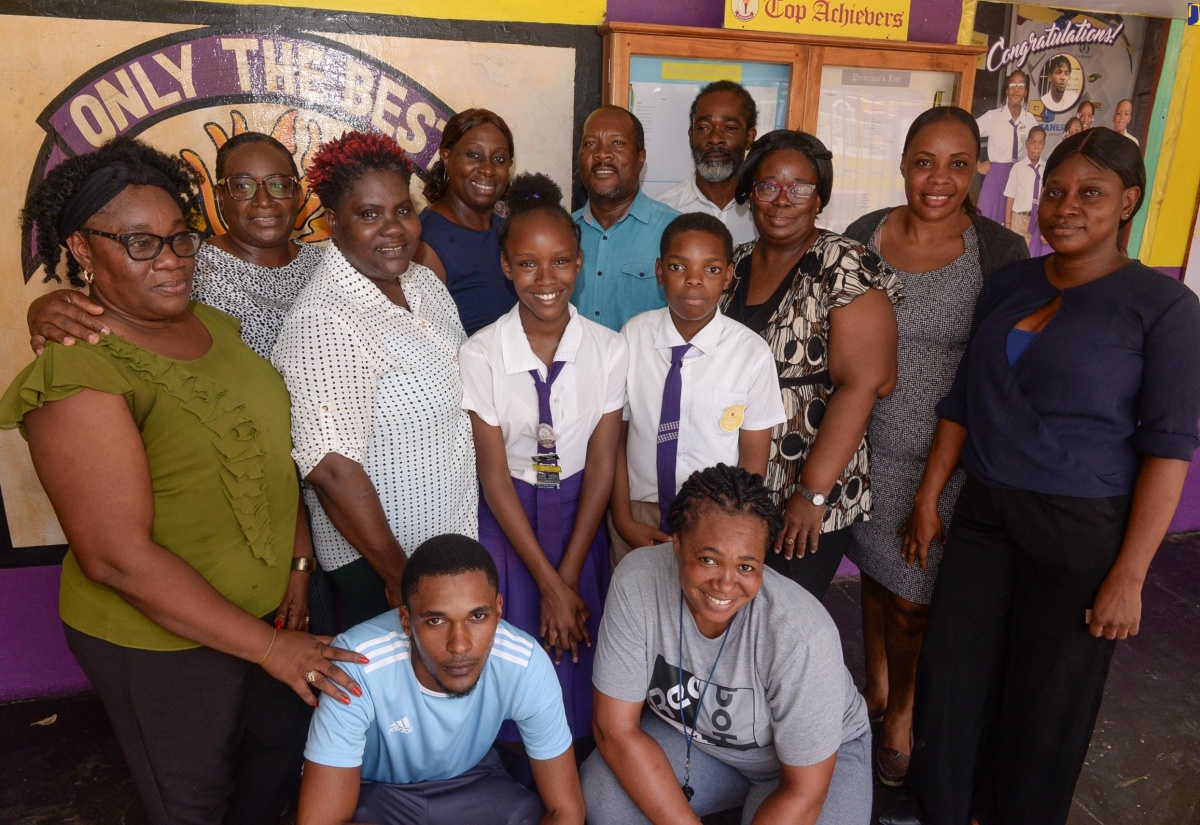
xmin=299 ymin=534 xmax=585 ymax=825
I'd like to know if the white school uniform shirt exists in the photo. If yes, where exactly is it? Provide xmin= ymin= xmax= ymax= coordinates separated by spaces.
xmin=654 ymin=175 xmax=758 ymax=247
xmin=976 ymin=106 xmax=1039 ymax=164
xmin=460 ymin=303 xmax=628 ymax=484
xmin=272 ymin=245 xmax=478 ymax=572
xmin=1003 ymin=157 xmax=1046 ymax=214
xmin=622 ymin=307 xmax=786 ymax=504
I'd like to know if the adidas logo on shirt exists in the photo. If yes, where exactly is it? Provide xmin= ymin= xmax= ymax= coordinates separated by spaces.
xmin=388 ymin=716 xmax=413 ymax=735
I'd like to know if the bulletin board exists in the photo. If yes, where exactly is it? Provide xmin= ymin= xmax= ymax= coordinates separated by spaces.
xmin=603 ymin=23 xmax=983 ymax=232
xmin=629 ymin=55 xmax=791 ymax=198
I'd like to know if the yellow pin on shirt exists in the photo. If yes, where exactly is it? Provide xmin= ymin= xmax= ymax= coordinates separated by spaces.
xmin=720 ymin=404 xmax=746 ymax=432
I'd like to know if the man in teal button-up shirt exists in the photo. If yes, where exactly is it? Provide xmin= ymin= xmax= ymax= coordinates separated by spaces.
xmin=571 ymin=106 xmax=679 ymax=332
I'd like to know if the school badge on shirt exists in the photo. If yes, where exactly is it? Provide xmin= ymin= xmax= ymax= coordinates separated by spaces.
xmin=720 ymin=404 xmax=746 ymax=432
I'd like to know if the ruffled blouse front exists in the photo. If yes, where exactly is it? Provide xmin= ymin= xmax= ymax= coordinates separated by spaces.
xmin=0 ymin=302 xmax=297 ymax=650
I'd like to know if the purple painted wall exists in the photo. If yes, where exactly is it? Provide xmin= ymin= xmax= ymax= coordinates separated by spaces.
xmin=605 ymin=0 xmax=963 ymax=43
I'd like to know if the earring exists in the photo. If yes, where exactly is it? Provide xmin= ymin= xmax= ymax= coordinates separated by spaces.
xmin=81 ymin=269 xmax=94 ymax=285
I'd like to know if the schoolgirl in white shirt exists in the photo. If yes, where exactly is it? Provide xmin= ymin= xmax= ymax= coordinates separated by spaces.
xmin=976 ymin=69 xmax=1039 ymax=224
xmin=460 ymin=173 xmax=628 ymax=742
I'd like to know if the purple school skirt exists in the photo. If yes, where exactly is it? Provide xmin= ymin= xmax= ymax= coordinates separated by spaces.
xmin=978 ymin=161 xmax=1014 ymax=224
xmin=479 ymin=472 xmax=610 ymax=740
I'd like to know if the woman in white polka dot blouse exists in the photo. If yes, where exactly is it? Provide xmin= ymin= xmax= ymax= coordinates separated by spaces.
xmin=273 ymin=131 xmax=478 ymax=629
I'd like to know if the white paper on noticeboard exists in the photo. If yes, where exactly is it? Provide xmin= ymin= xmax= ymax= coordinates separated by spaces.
xmin=631 ymin=80 xmax=783 ymax=199
xmin=817 ymin=87 xmax=931 ymax=233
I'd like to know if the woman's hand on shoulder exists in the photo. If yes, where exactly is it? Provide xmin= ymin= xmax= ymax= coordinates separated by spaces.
xmin=28 ymin=290 xmax=108 ymax=355
xmin=261 ymin=629 xmax=368 ymax=707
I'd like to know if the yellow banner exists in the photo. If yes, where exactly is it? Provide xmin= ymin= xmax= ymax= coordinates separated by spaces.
xmin=725 ymin=0 xmax=911 ymax=41
xmin=662 ymin=62 xmax=744 ymax=82
xmin=189 ymin=0 xmax=605 ymax=26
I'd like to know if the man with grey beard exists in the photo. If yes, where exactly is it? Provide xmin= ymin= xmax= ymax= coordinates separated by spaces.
xmin=655 ymin=81 xmax=758 ymax=246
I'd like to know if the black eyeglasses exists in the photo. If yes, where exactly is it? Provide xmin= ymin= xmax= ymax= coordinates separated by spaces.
xmin=215 ymin=174 xmax=298 ymax=200
xmin=752 ymin=181 xmax=817 ymax=204
xmin=77 ymin=228 xmax=204 ymax=261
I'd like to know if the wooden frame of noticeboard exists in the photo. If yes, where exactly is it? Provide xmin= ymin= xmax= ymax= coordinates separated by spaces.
xmin=602 ymin=22 xmax=983 ymax=131
xmin=601 ymin=22 xmax=985 ymax=230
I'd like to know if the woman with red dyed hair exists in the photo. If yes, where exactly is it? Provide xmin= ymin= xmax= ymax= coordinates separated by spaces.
xmin=272 ymin=131 xmax=479 ymax=628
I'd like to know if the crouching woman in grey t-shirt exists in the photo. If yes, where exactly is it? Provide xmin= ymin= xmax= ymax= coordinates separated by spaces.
xmin=582 ymin=464 xmax=872 ymax=824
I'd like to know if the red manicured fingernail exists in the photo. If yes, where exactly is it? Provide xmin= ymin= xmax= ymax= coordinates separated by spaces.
xmin=359 ymin=656 xmax=370 ymax=664
xmin=351 ymin=686 xmax=363 ymax=697
xmin=340 ymin=695 xmax=351 ymax=705
xmin=274 ymin=619 xmax=284 ymax=629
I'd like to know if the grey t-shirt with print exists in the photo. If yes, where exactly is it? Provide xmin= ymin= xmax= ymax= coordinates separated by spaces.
xmin=593 ymin=545 xmax=869 ymax=778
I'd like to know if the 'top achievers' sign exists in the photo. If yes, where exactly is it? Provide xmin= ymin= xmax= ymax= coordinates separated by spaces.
xmin=725 ymin=0 xmax=910 ymax=41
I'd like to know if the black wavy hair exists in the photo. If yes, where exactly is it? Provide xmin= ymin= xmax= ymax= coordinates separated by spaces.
xmin=423 ymin=108 xmax=514 ymax=205
xmin=735 ymin=130 xmax=833 ymax=214
xmin=666 ymin=464 xmax=784 ymax=553
xmin=21 ymin=136 xmax=200 ymax=287
xmin=215 ymin=132 xmax=300 ymax=180
xmin=1048 ymin=54 xmax=1072 ymax=74
xmin=400 ymin=534 xmax=500 ymax=610
xmin=499 ymin=172 xmax=580 ymax=253
xmin=690 ymin=80 xmax=758 ymax=134
xmin=1045 ymin=127 xmax=1146 ymax=230
xmin=659 ymin=212 xmax=734 ymax=262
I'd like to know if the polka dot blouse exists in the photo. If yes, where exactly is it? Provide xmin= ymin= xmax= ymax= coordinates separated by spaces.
xmin=272 ymin=245 xmax=478 ymax=572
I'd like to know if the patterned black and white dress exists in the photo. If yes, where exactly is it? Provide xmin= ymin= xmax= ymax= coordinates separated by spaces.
xmin=847 ymin=215 xmax=981 ymax=604
xmin=723 ymin=232 xmax=903 ymax=533
xmin=192 ymin=241 xmax=323 ymax=358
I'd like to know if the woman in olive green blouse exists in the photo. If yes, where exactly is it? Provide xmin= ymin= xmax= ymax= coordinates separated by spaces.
xmin=0 ymin=137 xmax=362 ymax=825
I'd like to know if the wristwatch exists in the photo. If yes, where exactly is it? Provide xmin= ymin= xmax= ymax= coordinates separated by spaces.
xmin=291 ymin=557 xmax=317 ymax=572
xmin=797 ymin=483 xmax=828 ymax=507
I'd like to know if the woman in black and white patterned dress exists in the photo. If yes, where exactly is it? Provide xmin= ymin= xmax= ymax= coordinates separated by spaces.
xmin=721 ymin=130 xmax=901 ymax=602
xmin=843 ymin=107 xmax=1027 ymax=787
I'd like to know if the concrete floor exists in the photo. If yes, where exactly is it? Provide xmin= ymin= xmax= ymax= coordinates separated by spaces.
xmin=2 ymin=533 xmax=1198 ymax=824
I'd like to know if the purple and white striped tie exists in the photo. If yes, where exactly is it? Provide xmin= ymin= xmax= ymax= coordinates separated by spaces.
xmin=656 ymin=344 xmax=691 ymax=531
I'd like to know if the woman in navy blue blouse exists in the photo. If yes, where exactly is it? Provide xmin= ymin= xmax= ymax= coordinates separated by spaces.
xmin=897 ymin=128 xmax=1200 ymax=824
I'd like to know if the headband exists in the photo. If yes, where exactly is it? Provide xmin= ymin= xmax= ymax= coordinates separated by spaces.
xmin=58 ymin=161 xmax=179 ymax=241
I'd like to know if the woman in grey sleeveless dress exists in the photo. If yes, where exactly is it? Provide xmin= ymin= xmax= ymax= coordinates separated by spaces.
xmin=844 ymin=107 xmax=1027 ymax=787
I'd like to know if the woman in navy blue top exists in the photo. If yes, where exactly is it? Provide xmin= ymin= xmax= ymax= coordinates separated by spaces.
xmin=897 ymin=128 xmax=1200 ymax=825
xmin=413 ymin=108 xmax=518 ymax=335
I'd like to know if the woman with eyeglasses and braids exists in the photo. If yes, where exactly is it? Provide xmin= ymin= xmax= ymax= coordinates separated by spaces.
xmin=720 ymin=130 xmax=901 ymax=601
xmin=0 ymin=137 xmax=365 ymax=825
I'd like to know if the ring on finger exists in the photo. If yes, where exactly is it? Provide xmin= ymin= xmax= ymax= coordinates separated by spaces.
xmin=785 ymin=538 xmax=795 ymax=544
xmin=304 ymin=669 xmax=320 ymax=684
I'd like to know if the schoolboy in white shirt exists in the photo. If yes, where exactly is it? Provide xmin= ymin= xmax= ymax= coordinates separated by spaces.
xmin=1003 ymin=125 xmax=1047 ymax=251
xmin=609 ymin=213 xmax=786 ymax=563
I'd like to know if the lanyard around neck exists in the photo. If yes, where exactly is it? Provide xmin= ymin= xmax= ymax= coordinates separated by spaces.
xmin=677 ymin=591 xmax=736 ymax=802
